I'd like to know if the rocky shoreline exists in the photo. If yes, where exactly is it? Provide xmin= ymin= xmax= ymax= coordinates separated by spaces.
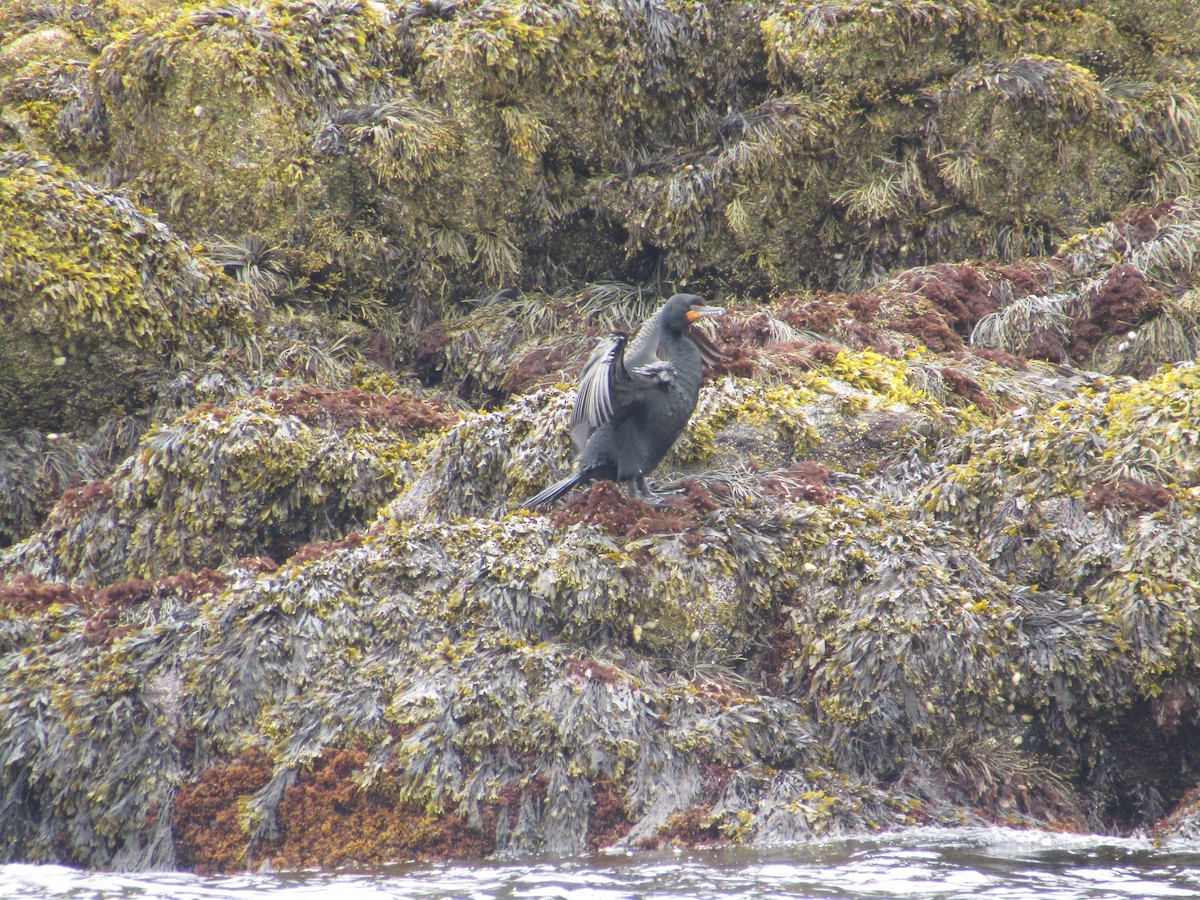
xmin=3 ymin=0 xmax=1200 ymax=872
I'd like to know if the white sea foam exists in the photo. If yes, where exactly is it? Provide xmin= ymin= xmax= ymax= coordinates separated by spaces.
xmin=2 ymin=829 xmax=1200 ymax=900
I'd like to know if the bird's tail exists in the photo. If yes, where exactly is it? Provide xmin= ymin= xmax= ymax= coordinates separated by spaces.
xmin=525 ymin=470 xmax=586 ymax=508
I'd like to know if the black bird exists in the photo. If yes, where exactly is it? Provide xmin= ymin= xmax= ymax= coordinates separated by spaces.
xmin=527 ymin=293 xmax=724 ymax=506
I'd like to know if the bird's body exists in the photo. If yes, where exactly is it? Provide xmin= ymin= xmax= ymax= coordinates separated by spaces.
xmin=527 ymin=293 xmax=723 ymax=506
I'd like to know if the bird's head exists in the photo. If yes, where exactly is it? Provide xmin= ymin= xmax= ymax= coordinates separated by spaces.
xmin=662 ymin=293 xmax=724 ymax=331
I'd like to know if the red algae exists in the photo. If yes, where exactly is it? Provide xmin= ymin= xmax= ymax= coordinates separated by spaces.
xmin=940 ymin=367 xmax=997 ymax=414
xmin=173 ymin=750 xmax=274 ymax=874
xmin=899 ymin=264 xmax=997 ymax=340
xmin=756 ymin=461 xmax=838 ymax=505
xmin=1085 ymin=478 xmax=1173 ymax=514
xmin=586 ymin=780 xmax=633 ymax=851
xmin=271 ymin=749 xmax=492 ymax=870
xmin=552 ymin=480 xmax=718 ymax=543
xmin=286 ymin=532 xmax=366 ymax=567
xmin=0 ymin=575 xmax=89 ymax=615
xmin=501 ymin=344 xmax=574 ymax=394
xmin=265 ymin=386 xmax=454 ymax=434
xmin=173 ymin=749 xmax=494 ymax=873
xmin=891 ymin=311 xmax=964 ymax=353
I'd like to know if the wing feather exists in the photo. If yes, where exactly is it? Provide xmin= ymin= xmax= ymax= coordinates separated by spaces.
xmin=569 ymin=333 xmax=679 ymax=452
xmin=570 ymin=334 xmax=624 ymax=451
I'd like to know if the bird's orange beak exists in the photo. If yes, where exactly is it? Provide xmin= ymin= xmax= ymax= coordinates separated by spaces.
xmin=686 ymin=305 xmax=725 ymax=322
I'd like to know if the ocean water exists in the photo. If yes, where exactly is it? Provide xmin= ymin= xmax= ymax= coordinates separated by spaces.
xmin=2 ymin=827 xmax=1199 ymax=900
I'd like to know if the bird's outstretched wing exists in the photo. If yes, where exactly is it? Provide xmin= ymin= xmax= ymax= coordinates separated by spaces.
xmin=569 ymin=333 xmax=676 ymax=452
xmin=570 ymin=334 xmax=623 ymax=451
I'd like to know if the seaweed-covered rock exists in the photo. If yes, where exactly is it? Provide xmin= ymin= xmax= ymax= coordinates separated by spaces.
xmin=976 ymin=200 xmax=1200 ymax=373
xmin=31 ymin=0 xmax=1195 ymax=307
xmin=1155 ymin=785 xmax=1200 ymax=845
xmin=763 ymin=0 xmax=998 ymax=97
xmin=0 ymin=525 xmax=819 ymax=869
xmin=0 ymin=0 xmax=116 ymax=154
xmin=67 ymin=0 xmax=764 ymax=309
xmin=0 ymin=152 xmax=255 ymax=433
xmin=5 ymin=318 xmax=1200 ymax=870
xmin=922 ymin=363 xmax=1200 ymax=820
xmin=0 ymin=430 xmax=101 ymax=548
xmin=924 ymin=364 xmax=1200 ymax=691
xmin=7 ymin=0 xmax=1200 ymax=877
xmin=64 ymin=0 xmax=416 ymax=310
xmin=0 ymin=570 xmax=224 ymax=869
xmin=397 ymin=330 xmax=984 ymax=524
xmin=1 ymin=387 xmax=453 ymax=584
xmin=0 ymin=151 xmax=259 ymax=544
xmin=933 ymin=57 xmax=1142 ymax=237
xmin=86 ymin=0 xmax=396 ymax=230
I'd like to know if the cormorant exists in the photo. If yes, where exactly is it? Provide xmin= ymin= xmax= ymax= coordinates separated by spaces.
xmin=526 ymin=293 xmax=724 ymax=506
